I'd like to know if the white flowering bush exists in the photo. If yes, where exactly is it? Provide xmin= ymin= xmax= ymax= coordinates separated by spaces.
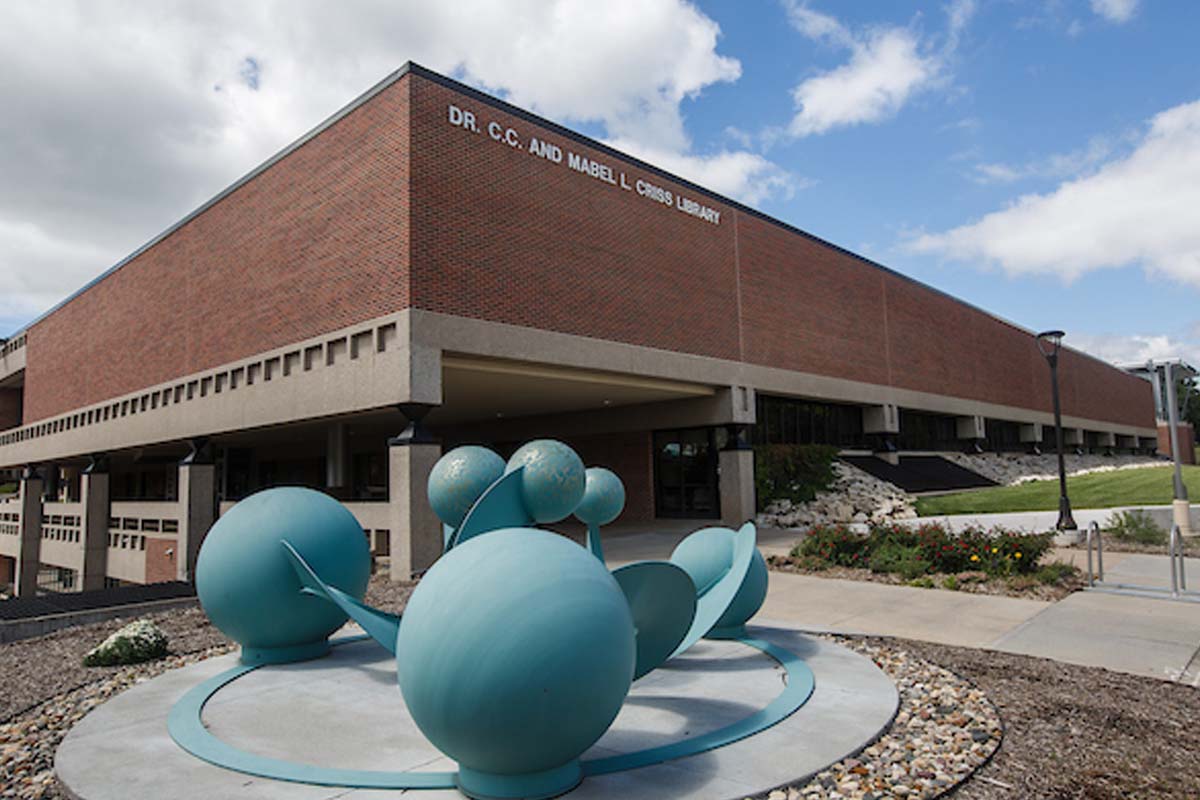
xmin=83 ymin=619 xmax=169 ymax=667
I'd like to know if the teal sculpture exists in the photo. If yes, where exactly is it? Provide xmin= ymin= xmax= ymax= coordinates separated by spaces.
xmin=194 ymin=487 xmax=371 ymax=664
xmin=173 ymin=438 xmax=804 ymax=800
xmin=504 ymin=439 xmax=586 ymax=523
xmin=397 ymin=529 xmax=635 ymax=799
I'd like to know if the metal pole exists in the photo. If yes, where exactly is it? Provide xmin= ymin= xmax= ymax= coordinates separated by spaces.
xmin=1086 ymin=522 xmax=1094 ymax=585
xmin=1163 ymin=363 xmax=1191 ymax=537
xmin=1170 ymin=525 xmax=1180 ymax=597
xmin=1048 ymin=354 xmax=1076 ymax=532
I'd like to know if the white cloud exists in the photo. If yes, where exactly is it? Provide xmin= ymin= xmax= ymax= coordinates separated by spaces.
xmin=1069 ymin=332 xmax=1200 ymax=367
xmin=0 ymin=0 xmax=788 ymax=331
xmin=782 ymin=1 xmax=974 ymax=138
xmin=970 ymin=135 xmax=1118 ymax=184
xmin=910 ymin=99 xmax=1200 ymax=286
xmin=1091 ymin=0 xmax=1139 ymax=24
xmin=607 ymin=138 xmax=803 ymax=204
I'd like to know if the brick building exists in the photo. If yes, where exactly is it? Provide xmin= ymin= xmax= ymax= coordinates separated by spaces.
xmin=0 ymin=64 xmax=1156 ymax=596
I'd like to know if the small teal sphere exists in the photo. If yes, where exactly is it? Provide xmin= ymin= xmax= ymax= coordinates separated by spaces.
xmin=504 ymin=440 xmax=586 ymax=523
xmin=670 ymin=528 xmax=736 ymax=596
xmin=396 ymin=529 xmax=634 ymax=778
xmin=427 ymin=446 xmax=506 ymax=528
xmin=573 ymin=467 xmax=626 ymax=526
xmin=714 ymin=549 xmax=768 ymax=629
xmin=195 ymin=487 xmax=370 ymax=664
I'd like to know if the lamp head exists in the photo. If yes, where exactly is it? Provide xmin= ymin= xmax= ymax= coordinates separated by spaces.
xmin=1036 ymin=330 xmax=1065 ymax=360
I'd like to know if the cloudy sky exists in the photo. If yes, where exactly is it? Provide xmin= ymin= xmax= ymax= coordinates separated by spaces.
xmin=2 ymin=0 xmax=1198 ymax=366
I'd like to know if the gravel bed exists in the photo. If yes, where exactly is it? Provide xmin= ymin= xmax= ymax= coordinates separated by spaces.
xmin=761 ymin=637 xmax=1002 ymax=800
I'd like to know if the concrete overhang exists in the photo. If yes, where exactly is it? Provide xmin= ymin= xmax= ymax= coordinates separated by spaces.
xmin=430 ymin=355 xmax=715 ymax=426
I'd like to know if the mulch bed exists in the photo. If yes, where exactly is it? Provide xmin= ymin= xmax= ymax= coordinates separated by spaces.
xmin=1 ymin=577 xmax=1197 ymax=800
xmin=767 ymin=557 xmax=1085 ymax=602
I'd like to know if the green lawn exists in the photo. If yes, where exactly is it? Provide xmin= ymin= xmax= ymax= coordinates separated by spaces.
xmin=915 ymin=465 xmax=1200 ymax=516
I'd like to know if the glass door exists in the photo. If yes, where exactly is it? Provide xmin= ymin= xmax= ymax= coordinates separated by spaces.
xmin=653 ymin=427 xmax=720 ymax=519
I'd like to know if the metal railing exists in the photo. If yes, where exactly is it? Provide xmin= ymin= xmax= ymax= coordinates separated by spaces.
xmin=1085 ymin=520 xmax=1198 ymax=602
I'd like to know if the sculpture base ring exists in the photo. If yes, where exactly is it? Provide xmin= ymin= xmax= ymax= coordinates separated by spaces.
xmin=166 ymin=633 xmax=816 ymax=792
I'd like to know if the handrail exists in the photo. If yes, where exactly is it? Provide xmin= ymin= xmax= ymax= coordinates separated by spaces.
xmin=1169 ymin=524 xmax=1187 ymax=597
xmin=1085 ymin=520 xmax=1104 ymax=586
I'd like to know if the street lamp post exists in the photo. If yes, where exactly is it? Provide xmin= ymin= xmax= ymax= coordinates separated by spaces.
xmin=1036 ymin=330 xmax=1078 ymax=539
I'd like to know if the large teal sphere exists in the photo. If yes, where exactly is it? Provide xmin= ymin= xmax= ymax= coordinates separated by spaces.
xmin=195 ymin=487 xmax=371 ymax=664
xmin=714 ymin=548 xmax=768 ymax=629
xmin=504 ymin=440 xmax=586 ymax=523
xmin=427 ymin=446 xmax=506 ymax=528
xmin=573 ymin=467 xmax=626 ymax=526
xmin=396 ymin=529 xmax=635 ymax=782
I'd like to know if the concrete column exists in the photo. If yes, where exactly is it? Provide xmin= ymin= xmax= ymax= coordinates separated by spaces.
xmin=718 ymin=424 xmax=756 ymax=528
xmin=326 ymin=422 xmax=349 ymax=490
xmin=79 ymin=457 xmax=110 ymax=591
xmin=388 ymin=404 xmax=442 ymax=582
xmin=956 ymin=415 xmax=985 ymax=452
xmin=177 ymin=441 xmax=216 ymax=582
xmin=863 ymin=404 xmax=900 ymax=464
xmin=1063 ymin=428 xmax=1084 ymax=447
xmin=16 ymin=468 xmax=44 ymax=598
xmin=1020 ymin=423 xmax=1043 ymax=455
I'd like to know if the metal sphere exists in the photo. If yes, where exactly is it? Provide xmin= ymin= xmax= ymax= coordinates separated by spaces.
xmin=427 ymin=445 xmax=506 ymax=528
xmin=195 ymin=487 xmax=371 ymax=664
xmin=504 ymin=440 xmax=586 ymax=523
xmin=396 ymin=529 xmax=634 ymax=789
xmin=573 ymin=467 xmax=626 ymax=526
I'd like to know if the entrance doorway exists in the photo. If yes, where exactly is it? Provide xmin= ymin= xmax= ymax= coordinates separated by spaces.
xmin=653 ymin=428 xmax=720 ymax=519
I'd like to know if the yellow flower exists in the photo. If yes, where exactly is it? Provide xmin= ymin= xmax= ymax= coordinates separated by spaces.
xmin=970 ymin=554 xmax=980 ymax=562
xmin=1015 ymin=552 xmax=1022 ymax=559
xmin=991 ymin=547 xmax=998 ymax=554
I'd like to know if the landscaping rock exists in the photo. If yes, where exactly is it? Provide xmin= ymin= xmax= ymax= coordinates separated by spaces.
xmin=82 ymin=620 xmax=168 ymax=667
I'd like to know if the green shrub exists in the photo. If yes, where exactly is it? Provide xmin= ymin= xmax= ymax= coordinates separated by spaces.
xmin=942 ymin=575 xmax=960 ymax=591
xmin=83 ymin=619 xmax=168 ymax=667
xmin=1035 ymin=561 xmax=1079 ymax=585
xmin=754 ymin=444 xmax=839 ymax=510
xmin=868 ymin=542 xmax=931 ymax=580
xmin=908 ymin=577 xmax=935 ymax=588
xmin=796 ymin=519 xmax=1053 ymax=578
xmin=1106 ymin=510 xmax=1167 ymax=545
xmin=0 ymin=482 xmax=16 ymax=496
xmin=798 ymin=524 xmax=869 ymax=568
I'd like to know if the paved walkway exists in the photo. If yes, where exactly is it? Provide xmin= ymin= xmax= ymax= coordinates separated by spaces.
xmin=602 ymin=526 xmax=1200 ymax=685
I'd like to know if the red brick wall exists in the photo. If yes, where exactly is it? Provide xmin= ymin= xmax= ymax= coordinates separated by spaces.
xmin=407 ymin=73 xmax=1151 ymax=430
xmin=19 ymin=68 xmax=1154 ymax=433
xmin=0 ymin=388 xmax=20 ymax=431
xmin=407 ymin=78 xmax=741 ymax=361
xmin=144 ymin=537 xmax=176 ymax=584
xmin=567 ymin=430 xmax=654 ymax=522
xmin=23 ymin=77 xmax=414 ymax=421
xmin=1158 ymin=422 xmax=1195 ymax=463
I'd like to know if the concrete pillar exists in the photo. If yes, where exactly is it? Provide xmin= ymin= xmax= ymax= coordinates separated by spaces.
xmin=79 ymin=457 xmax=110 ymax=591
xmin=16 ymin=467 xmax=44 ymax=598
xmin=326 ymin=421 xmax=349 ymax=490
xmin=388 ymin=404 xmax=442 ymax=581
xmin=956 ymin=415 xmax=985 ymax=452
xmin=1020 ymin=422 xmax=1043 ymax=455
xmin=177 ymin=441 xmax=216 ymax=583
xmin=863 ymin=404 xmax=900 ymax=464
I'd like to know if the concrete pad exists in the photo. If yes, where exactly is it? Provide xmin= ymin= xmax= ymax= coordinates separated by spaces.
xmin=991 ymin=590 xmax=1200 ymax=682
xmin=57 ymin=625 xmax=898 ymax=800
xmin=760 ymin=571 xmax=1050 ymax=648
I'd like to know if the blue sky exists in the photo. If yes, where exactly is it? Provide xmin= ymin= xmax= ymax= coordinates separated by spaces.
xmin=2 ymin=0 xmax=1198 ymax=365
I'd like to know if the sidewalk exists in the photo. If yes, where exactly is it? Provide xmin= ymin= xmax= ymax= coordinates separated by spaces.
xmin=602 ymin=526 xmax=1200 ymax=684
